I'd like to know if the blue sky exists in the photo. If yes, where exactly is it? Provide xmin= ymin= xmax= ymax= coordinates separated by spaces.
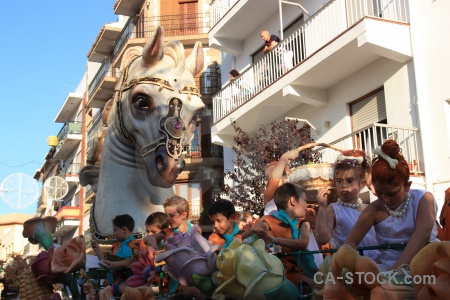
xmin=0 ymin=1 xmax=118 ymax=215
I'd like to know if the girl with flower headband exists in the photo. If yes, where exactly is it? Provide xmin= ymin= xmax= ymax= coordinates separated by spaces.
xmin=345 ymin=140 xmax=439 ymax=269
xmin=315 ymin=149 xmax=380 ymax=262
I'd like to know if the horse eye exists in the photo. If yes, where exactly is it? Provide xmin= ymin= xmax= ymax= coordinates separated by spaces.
xmin=133 ymin=95 xmax=152 ymax=110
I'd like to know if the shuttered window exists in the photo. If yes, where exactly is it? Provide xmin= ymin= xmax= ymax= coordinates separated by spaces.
xmin=350 ymin=88 xmax=386 ymax=131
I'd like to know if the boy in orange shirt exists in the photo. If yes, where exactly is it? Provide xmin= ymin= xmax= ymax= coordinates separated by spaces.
xmin=208 ymin=199 xmax=244 ymax=252
xmin=92 ymin=214 xmax=146 ymax=296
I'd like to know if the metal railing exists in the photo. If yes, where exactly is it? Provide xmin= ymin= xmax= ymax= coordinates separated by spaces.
xmin=55 ymin=121 xmax=82 ymax=152
xmin=143 ymin=13 xmax=210 ymax=37
xmin=315 ymin=123 xmax=423 ymax=173
xmin=87 ymin=111 xmax=104 ymax=141
xmin=88 ymin=58 xmax=120 ymax=96
xmin=184 ymin=144 xmax=223 ymax=159
xmin=210 ymin=0 xmax=239 ymax=28
xmin=56 ymin=162 xmax=81 ymax=178
xmin=23 ymin=243 xmax=41 ymax=258
xmin=200 ymin=70 xmax=221 ymax=95
xmin=212 ymin=0 xmax=410 ymax=123
xmin=114 ymin=16 xmax=136 ymax=56
xmin=114 ymin=13 xmax=210 ymax=57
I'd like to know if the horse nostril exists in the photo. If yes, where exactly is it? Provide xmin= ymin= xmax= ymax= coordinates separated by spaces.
xmin=155 ymin=154 xmax=166 ymax=171
xmin=176 ymin=160 xmax=186 ymax=174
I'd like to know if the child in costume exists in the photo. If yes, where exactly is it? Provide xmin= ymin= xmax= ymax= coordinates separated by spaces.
xmin=145 ymin=212 xmax=168 ymax=236
xmin=315 ymin=150 xmax=380 ymax=262
xmin=208 ymin=199 xmax=244 ymax=252
xmin=345 ymin=140 xmax=439 ymax=269
xmin=243 ymin=182 xmax=316 ymax=288
xmin=164 ymin=195 xmax=201 ymax=236
xmin=263 ymin=150 xmax=298 ymax=215
xmin=92 ymin=214 xmax=146 ymax=295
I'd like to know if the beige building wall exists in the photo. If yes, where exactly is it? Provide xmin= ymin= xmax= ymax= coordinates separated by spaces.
xmin=0 ymin=213 xmax=34 ymax=262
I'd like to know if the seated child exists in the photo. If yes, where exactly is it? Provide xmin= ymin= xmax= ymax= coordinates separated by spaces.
xmin=150 ymin=195 xmax=201 ymax=295
xmin=160 ymin=195 xmax=201 ymax=238
xmin=242 ymin=182 xmax=316 ymax=287
xmin=92 ymin=214 xmax=146 ymax=295
xmin=315 ymin=150 xmax=380 ymax=262
xmin=145 ymin=212 xmax=168 ymax=235
xmin=208 ymin=199 xmax=244 ymax=252
xmin=345 ymin=140 xmax=439 ymax=270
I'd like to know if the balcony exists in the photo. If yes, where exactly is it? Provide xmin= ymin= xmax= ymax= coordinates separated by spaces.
xmin=200 ymin=70 xmax=221 ymax=96
xmin=36 ymin=194 xmax=46 ymax=213
xmin=55 ymin=162 xmax=81 ymax=184
xmin=316 ymin=123 xmax=424 ymax=174
xmin=177 ymin=144 xmax=224 ymax=177
xmin=53 ymin=206 xmax=81 ymax=238
xmin=88 ymin=23 xmax=125 ymax=63
xmin=113 ymin=13 xmax=210 ymax=67
xmin=87 ymin=111 xmax=104 ymax=141
xmin=211 ymin=0 xmax=411 ymax=145
xmin=23 ymin=243 xmax=42 ymax=259
xmin=113 ymin=0 xmax=145 ymax=16
xmin=84 ymin=229 xmax=93 ymax=250
xmin=54 ymin=93 xmax=83 ymax=123
xmin=53 ymin=121 xmax=82 ymax=160
xmin=87 ymin=58 xmax=120 ymax=108
xmin=84 ymin=184 xmax=95 ymax=204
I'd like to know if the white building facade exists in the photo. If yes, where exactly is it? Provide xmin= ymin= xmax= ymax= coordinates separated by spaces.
xmin=208 ymin=0 xmax=450 ymax=210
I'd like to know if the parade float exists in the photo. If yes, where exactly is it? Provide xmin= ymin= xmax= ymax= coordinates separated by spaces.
xmin=9 ymin=27 xmax=450 ymax=300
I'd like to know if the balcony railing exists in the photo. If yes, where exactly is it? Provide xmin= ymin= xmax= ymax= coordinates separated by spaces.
xmin=212 ymin=0 xmax=410 ymax=123
xmin=200 ymin=70 xmax=221 ymax=95
xmin=210 ymin=0 xmax=238 ymax=29
xmin=54 ymin=121 xmax=82 ymax=151
xmin=23 ymin=243 xmax=41 ymax=258
xmin=114 ymin=13 xmax=210 ymax=56
xmin=184 ymin=144 xmax=223 ymax=159
xmin=88 ymin=58 xmax=120 ymax=96
xmin=316 ymin=123 xmax=423 ymax=174
xmin=87 ymin=111 xmax=104 ymax=140
xmin=54 ymin=206 xmax=81 ymax=222
xmin=56 ymin=162 xmax=81 ymax=178
xmin=114 ymin=16 xmax=136 ymax=57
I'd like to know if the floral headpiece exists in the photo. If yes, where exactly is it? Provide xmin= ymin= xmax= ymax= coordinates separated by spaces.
xmin=373 ymin=146 xmax=398 ymax=169
xmin=335 ymin=154 xmax=364 ymax=169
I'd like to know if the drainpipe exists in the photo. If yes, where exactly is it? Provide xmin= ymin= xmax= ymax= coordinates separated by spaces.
xmin=279 ymin=0 xmax=310 ymax=40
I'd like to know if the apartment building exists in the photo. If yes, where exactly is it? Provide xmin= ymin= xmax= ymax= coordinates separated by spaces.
xmin=33 ymin=74 xmax=88 ymax=245
xmin=31 ymin=0 xmax=223 ymax=248
xmin=0 ymin=213 xmax=35 ymax=262
xmin=209 ymin=0 xmax=450 ymax=209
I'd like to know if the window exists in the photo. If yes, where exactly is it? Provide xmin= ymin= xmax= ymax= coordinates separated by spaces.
xmin=349 ymin=87 xmax=387 ymax=151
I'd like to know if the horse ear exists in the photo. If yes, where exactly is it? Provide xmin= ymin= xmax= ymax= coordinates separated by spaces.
xmin=142 ymin=26 xmax=165 ymax=67
xmin=186 ymin=41 xmax=204 ymax=76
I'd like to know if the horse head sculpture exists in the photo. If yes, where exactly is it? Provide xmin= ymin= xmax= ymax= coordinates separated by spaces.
xmin=80 ymin=26 xmax=205 ymax=238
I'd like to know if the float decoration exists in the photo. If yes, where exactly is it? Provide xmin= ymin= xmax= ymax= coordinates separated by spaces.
xmin=155 ymin=224 xmax=218 ymax=286
xmin=22 ymin=216 xmax=57 ymax=250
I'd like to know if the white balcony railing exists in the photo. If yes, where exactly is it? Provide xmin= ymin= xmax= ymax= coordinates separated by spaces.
xmin=316 ymin=123 xmax=423 ymax=174
xmin=209 ymin=0 xmax=239 ymax=28
xmin=212 ymin=0 xmax=410 ymax=123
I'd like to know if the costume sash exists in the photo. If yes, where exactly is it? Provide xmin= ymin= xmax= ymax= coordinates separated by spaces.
xmin=274 ymin=210 xmax=299 ymax=239
xmin=173 ymin=220 xmax=192 ymax=233
xmin=222 ymin=222 xmax=240 ymax=249
xmin=115 ymin=235 xmax=134 ymax=258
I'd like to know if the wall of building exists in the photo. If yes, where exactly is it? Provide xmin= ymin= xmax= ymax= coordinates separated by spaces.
xmin=408 ymin=0 xmax=450 ymax=208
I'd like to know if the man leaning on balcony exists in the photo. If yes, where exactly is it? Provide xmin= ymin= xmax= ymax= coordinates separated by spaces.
xmin=261 ymin=30 xmax=279 ymax=53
